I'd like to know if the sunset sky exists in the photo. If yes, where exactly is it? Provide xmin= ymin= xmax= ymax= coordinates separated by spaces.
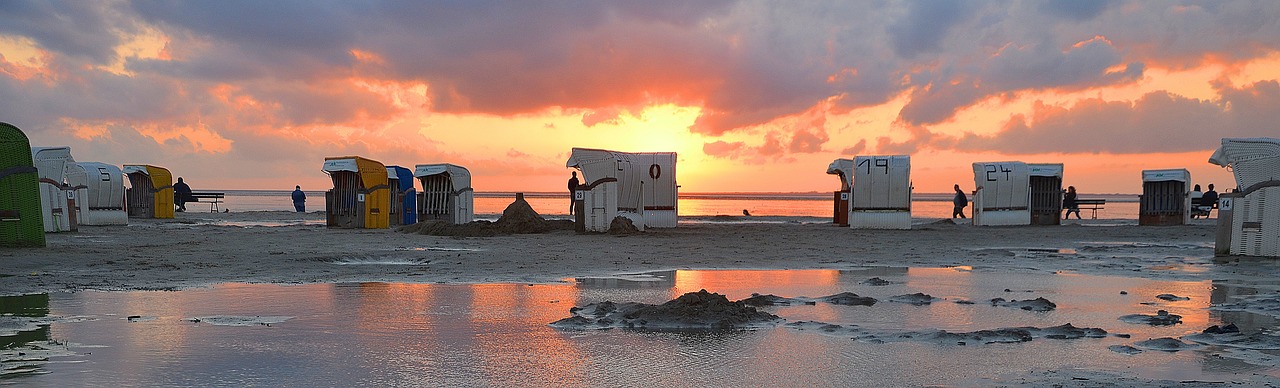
xmin=2 ymin=1 xmax=1277 ymax=193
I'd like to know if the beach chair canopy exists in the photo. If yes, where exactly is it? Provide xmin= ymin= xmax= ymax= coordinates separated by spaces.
xmin=0 ymin=122 xmax=45 ymax=247
xmin=1208 ymin=137 xmax=1280 ymax=190
xmin=68 ymin=162 xmax=125 ymax=209
xmin=322 ymin=156 xmax=389 ymax=229
xmin=826 ymin=158 xmax=854 ymax=191
xmin=123 ymin=164 xmax=174 ymax=219
xmin=388 ymin=166 xmax=416 ymax=190
xmin=31 ymin=146 xmax=78 ymax=232
xmin=565 ymin=147 xmax=677 ymax=213
xmin=1141 ymin=169 xmax=1191 ymax=183
xmin=31 ymin=146 xmax=75 ymax=184
xmin=972 ymin=161 xmax=1031 ymax=210
xmin=413 ymin=163 xmax=471 ymax=191
xmin=851 ymin=155 xmax=911 ymax=210
xmin=322 ymin=156 xmax=389 ymax=189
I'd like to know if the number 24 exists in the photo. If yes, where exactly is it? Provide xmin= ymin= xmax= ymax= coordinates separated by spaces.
xmin=985 ymin=164 xmax=1011 ymax=181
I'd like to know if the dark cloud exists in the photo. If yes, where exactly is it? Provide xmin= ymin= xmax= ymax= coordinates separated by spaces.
xmin=886 ymin=80 xmax=1280 ymax=155
xmin=841 ymin=139 xmax=867 ymax=155
xmin=3 ymin=0 xmax=1280 ymax=180
xmin=887 ymin=0 xmax=977 ymax=58
xmin=0 ymin=2 xmax=126 ymax=63
xmin=1038 ymin=0 xmax=1115 ymax=21
xmin=898 ymin=38 xmax=1144 ymax=126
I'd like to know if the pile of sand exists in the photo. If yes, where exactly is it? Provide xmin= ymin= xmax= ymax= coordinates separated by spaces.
xmin=607 ymin=216 xmax=640 ymax=235
xmin=551 ymin=290 xmax=783 ymax=329
xmin=398 ymin=197 xmax=573 ymax=237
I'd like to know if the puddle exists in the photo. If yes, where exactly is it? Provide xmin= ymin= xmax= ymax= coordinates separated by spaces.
xmin=328 ymin=256 xmax=433 ymax=266
xmin=392 ymin=247 xmax=484 ymax=252
xmin=2 ymin=269 xmax=1278 ymax=386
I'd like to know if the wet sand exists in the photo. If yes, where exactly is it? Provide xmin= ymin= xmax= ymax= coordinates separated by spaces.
xmin=0 ymin=210 xmax=1258 ymax=296
xmin=4 ymin=211 xmax=1280 ymax=386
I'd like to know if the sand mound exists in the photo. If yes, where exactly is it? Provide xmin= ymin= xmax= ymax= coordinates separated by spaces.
xmin=550 ymin=290 xmax=783 ymax=329
xmin=861 ymin=277 xmax=893 ymax=286
xmin=741 ymin=293 xmax=808 ymax=306
xmin=398 ymin=197 xmax=573 ymax=237
xmin=1134 ymin=337 xmax=1199 ymax=352
xmin=818 ymin=292 xmax=878 ymax=306
xmin=787 ymin=321 xmax=1108 ymax=345
xmin=990 ymin=297 xmax=1057 ymax=311
xmin=890 ymin=293 xmax=937 ymax=305
xmin=607 ymin=216 xmax=641 ymax=235
xmin=1119 ymin=310 xmax=1182 ymax=326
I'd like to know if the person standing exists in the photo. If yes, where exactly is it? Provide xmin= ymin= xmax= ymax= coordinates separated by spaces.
xmin=173 ymin=177 xmax=192 ymax=212
xmin=1063 ymin=186 xmax=1081 ymax=220
xmin=292 ymin=185 xmax=307 ymax=212
xmin=952 ymin=184 xmax=968 ymax=219
xmin=567 ymin=171 xmax=580 ymax=216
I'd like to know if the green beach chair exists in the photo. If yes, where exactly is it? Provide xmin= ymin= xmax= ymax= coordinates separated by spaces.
xmin=0 ymin=122 xmax=46 ymax=247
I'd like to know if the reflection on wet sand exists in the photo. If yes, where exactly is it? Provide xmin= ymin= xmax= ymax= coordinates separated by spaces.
xmin=6 ymin=268 xmax=1279 ymax=386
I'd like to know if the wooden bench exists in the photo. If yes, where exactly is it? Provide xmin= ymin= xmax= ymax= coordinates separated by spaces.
xmin=188 ymin=192 xmax=225 ymax=212
xmin=1075 ymin=199 xmax=1106 ymax=219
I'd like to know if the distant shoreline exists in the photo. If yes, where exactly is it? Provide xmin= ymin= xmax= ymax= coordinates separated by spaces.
xmin=209 ymin=189 xmax=1143 ymax=202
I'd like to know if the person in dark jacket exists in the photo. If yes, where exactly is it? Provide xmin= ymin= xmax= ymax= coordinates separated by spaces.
xmin=173 ymin=177 xmax=192 ymax=212
xmin=567 ymin=171 xmax=580 ymax=215
xmin=1201 ymin=184 xmax=1219 ymax=211
xmin=292 ymin=185 xmax=307 ymax=212
xmin=952 ymin=184 xmax=968 ymax=219
xmin=1063 ymin=186 xmax=1081 ymax=219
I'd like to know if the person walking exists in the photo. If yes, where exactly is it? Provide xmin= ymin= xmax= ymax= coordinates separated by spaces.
xmin=567 ymin=171 xmax=580 ymax=216
xmin=952 ymin=184 xmax=968 ymax=219
xmin=1063 ymin=186 xmax=1081 ymax=220
xmin=292 ymin=185 xmax=307 ymax=212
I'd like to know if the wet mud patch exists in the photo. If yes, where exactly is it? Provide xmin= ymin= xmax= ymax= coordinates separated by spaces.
xmin=817 ymin=292 xmax=877 ymax=306
xmin=186 ymin=316 xmax=293 ymax=327
xmin=1213 ymin=295 xmax=1280 ymax=319
xmin=0 ymin=340 xmax=78 ymax=378
xmin=990 ymin=297 xmax=1057 ymax=311
xmin=860 ymin=277 xmax=893 ymax=286
xmin=1155 ymin=293 xmax=1190 ymax=301
xmin=889 ymin=293 xmax=938 ymax=305
xmin=786 ymin=321 xmax=1106 ymax=345
xmin=1118 ymin=310 xmax=1182 ymax=326
xmin=1133 ymin=337 xmax=1200 ymax=352
xmin=551 ymin=290 xmax=782 ymax=330
xmin=740 ymin=294 xmax=809 ymax=306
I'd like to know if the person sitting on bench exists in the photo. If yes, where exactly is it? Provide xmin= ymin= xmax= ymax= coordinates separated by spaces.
xmin=174 ymin=177 xmax=193 ymax=212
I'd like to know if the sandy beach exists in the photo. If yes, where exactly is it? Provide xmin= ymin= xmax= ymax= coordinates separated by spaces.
xmin=6 ymin=210 xmax=1280 ymax=386
xmin=0 ymin=210 xmax=1248 ymax=296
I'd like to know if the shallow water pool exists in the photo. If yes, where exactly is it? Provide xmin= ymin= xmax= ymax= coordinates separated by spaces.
xmin=2 ymin=268 xmax=1277 ymax=386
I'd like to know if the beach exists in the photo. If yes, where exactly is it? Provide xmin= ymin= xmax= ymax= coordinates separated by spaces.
xmin=0 ymin=210 xmax=1234 ymax=296
xmin=6 ymin=210 xmax=1280 ymax=386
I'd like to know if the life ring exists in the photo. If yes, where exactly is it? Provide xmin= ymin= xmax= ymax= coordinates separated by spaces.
xmin=649 ymin=164 xmax=661 ymax=179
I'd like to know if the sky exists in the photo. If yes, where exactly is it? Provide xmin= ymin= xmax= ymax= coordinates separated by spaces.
xmin=2 ymin=1 xmax=1277 ymax=194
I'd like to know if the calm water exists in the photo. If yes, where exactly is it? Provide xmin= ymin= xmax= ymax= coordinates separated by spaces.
xmin=3 ymin=268 xmax=1275 ymax=386
xmin=215 ymin=191 xmax=1143 ymax=220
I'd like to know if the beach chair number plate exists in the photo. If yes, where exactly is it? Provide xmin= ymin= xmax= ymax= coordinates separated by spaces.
xmin=357 ymin=194 xmax=365 ymax=202
xmin=574 ymin=191 xmax=584 ymax=200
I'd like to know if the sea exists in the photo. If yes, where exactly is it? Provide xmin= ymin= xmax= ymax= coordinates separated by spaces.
xmin=213 ymin=190 xmax=1142 ymax=221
